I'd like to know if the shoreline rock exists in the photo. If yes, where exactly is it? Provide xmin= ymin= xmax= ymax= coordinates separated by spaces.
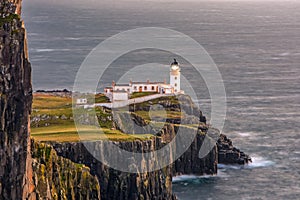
xmin=217 ymin=134 xmax=252 ymax=165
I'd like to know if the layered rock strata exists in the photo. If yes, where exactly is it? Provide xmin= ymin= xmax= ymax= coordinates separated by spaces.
xmin=0 ymin=0 xmax=33 ymax=199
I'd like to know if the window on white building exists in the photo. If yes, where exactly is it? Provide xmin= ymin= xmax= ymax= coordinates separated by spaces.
xmin=175 ymin=77 xmax=177 ymax=80
xmin=144 ymin=86 xmax=147 ymax=90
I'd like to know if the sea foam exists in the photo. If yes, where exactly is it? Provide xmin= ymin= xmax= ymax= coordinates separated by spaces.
xmin=218 ymin=156 xmax=275 ymax=170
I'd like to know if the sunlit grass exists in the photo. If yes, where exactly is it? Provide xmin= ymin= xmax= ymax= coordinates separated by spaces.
xmin=31 ymin=124 xmax=154 ymax=142
xmin=130 ymin=92 xmax=158 ymax=99
xmin=33 ymin=94 xmax=72 ymax=109
xmin=94 ymin=93 xmax=110 ymax=103
xmin=31 ymin=93 xmax=202 ymax=142
xmin=31 ymin=93 xmax=153 ymax=142
xmin=135 ymin=110 xmax=184 ymax=121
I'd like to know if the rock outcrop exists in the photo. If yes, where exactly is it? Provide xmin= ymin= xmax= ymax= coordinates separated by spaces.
xmin=173 ymin=132 xmax=217 ymax=176
xmin=217 ymin=134 xmax=252 ymax=165
xmin=0 ymin=0 xmax=33 ymax=199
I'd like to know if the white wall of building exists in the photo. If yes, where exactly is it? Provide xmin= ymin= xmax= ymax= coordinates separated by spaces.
xmin=114 ymin=86 xmax=131 ymax=93
xmin=113 ymin=92 xmax=129 ymax=101
xmin=131 ymin=83 xmax=159 ymax=93
xmin=158 ymin=84 xmax=173 ymax=94
xmin=76 ymin=98 xmax=87 ymax=104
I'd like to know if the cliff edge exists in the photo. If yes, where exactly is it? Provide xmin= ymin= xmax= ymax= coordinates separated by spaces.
xmin=0 ymin=0 xmax=33 ymax=199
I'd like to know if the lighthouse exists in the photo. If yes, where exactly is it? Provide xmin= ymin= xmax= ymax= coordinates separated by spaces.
xmin=103 ymin=59 xmax=184 ymax=101
xmin=170 ymin=59 xmax=181 ymax=93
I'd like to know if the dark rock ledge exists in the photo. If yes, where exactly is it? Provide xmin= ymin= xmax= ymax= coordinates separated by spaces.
xmin=217 ymin=134 xmax=252 ymax=165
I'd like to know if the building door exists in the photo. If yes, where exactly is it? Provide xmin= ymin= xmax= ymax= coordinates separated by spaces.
xmin=139 ymin=86 xmax=143 ymax=92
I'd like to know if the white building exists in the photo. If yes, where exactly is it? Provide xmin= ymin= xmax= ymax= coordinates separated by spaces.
xmin=170 ymin=59 xmax=181 ymax=93
xmin=104 ymin=59 xmax=183 ymax=101
xmin=76 ymin=98 xmax=88 ymax=104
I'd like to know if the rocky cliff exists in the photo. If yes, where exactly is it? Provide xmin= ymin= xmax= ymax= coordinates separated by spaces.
xmin=217 ymin=134 xmax=252 ymax=165
xmin=0 ymin=0 xmax=33 ymax=199
xmin=46 ymin=123 xmax=218 ymax=200
xmin=0 ymin=1 xmax=102 ymax=199
xmin=31 ymin=140 xmax=101 ymax=200
xmin=51 ymin=139 xmax=177 ymax=200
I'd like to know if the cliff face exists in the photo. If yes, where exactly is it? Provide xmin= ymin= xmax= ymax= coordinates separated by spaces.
xmin=0 ymin=0 xmax=33 ymax=199
xmin=31 ymin=140 xmax=101 ymax=200
xmin=9 ymin=0 xmax=22 ymax=15
xmin=48 ymin=112 xmax=218 ymax=200
xmin=113 ymin=96 xmax=218 ymax=176
xmin=172 ymin=133 xmax=217 ymax=176
xmin=48 ymin=127 xmax=217 ymax=200
xmin=0 ymin=1 xmax=102 ymax=199
xmin=51 ymin=140 xmax=177 ymax=200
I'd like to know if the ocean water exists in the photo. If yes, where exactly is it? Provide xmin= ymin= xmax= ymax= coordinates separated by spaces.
xmin=23 ymin=1 xmax=300 ymax=199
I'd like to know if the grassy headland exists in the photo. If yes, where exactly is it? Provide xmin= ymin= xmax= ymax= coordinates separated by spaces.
xmin=31 ymin=93 xmax=153 ymax=142
xmin=31 ymin=92 xmax=204 ymax=142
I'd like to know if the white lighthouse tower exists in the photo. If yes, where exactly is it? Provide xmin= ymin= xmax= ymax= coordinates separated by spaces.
xmin=170 ymin=59 xmax=181 ymax=93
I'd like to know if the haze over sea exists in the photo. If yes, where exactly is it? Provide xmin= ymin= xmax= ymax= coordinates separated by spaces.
xmin=23 ymin=1 xmax=300 ymax=199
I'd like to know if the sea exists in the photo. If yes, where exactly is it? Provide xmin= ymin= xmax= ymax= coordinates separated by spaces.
xmin=23 ymin=1 xmax=300 ymax=199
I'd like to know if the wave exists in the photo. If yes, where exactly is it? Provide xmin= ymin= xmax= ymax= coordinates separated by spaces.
xmin=247 ymin=156 xmax=275 ymax=168
xmin=218 ymin=156 xmax=275 ymax=170
xmin=172 ymin=172 xmax=228 ymax=183
xmin=172 ymin=175 xmax=201 ymax=183
xmin=64 ymin=37 xmax=84 ymax=41
xmin=33 ymin=48 xmax=83 ymax=52
xmin=34 ymin=49 xmax=56 ymax=52
xmin=236 ymin=132 xmax=252 ymax=137
xmin=278 ymin=52 xmax=291 ymax=56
